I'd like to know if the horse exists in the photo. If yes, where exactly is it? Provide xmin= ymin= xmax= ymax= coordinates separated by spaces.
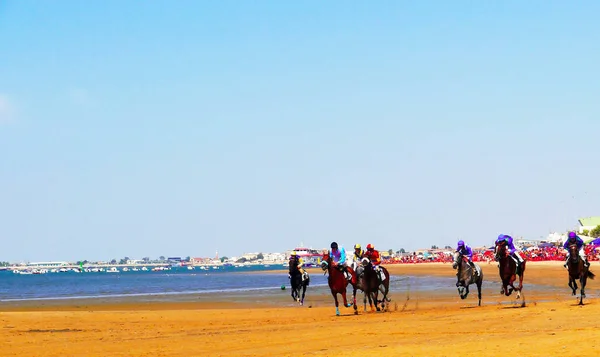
xmin=494 ymin=241 xmax=526 ymax=300
xmin=566 ymin=243 xmax=595 ymax=305
xmin=351 ymin=262 xmax=369 ymax=312
xmin=359 ymin=257 xmax=391 ymax=312
xmin=321 ymin=252 xmax=358 ymax=316
xmin=289 ymin=265 xmax=310 ymax=306
xmin=452 ymin=251 xmax=483 ymax=306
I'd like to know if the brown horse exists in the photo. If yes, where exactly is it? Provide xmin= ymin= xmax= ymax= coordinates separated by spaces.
xmin=320 ymin=252 xmax=357 ymax=316
xmin=567 ymin=243 xmax=595 ymax=305
xmin=495 ymin=242 xmax=526 ymax=301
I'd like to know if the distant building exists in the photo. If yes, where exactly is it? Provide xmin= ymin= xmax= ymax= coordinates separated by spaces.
xmin=27 ymin=261 xmax=69 ymax=268
xmin=241 ymin=253 xmax=259 ymax=260
xmin=578 ymin=217 xmax=600 ymax=234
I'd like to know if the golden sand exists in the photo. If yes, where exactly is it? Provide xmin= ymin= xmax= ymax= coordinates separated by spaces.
xmin=2 ymin=262 xmax=600 ymax=357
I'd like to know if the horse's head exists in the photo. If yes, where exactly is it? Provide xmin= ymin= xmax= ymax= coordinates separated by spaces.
xmin=452 ymin=251 xmax=462 ymax=270
xmin=568 ymin=243 xmax=579 ymax=263
xmin=495 ymin=242 xmax=507 ymax=260
xmin=320 ymin=252 xmax=331 ymax=271
xmin=360 ymin=257 xmax=371 ymax=268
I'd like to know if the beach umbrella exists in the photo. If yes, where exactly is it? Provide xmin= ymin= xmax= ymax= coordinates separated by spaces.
xmin=583 ymin=236 xmax=596 ymax=244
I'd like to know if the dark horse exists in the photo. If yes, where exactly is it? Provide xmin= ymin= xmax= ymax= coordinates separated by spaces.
xmin=289 ymin=262 xmax=310 ymax=305
xmin=321 ymin=252 xmax=357 ymax=316
xmin=359 ymin=258 xmax=391 ymax=312
xmin=567 ymin=243 xmax=595 ymax=305
xmin=452 ymin=251 xmax=483 ymax=306
xmin=495 ymin=241 xmax=526 ymax=300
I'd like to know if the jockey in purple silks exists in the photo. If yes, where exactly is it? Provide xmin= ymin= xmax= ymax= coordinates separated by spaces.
xmin=456 ymin=240 xmax=479 ymax=277
xmin=563 ymin=231 xmax=589 ymax=268
xmin=495 ymin=234 xmax=525 ymax=270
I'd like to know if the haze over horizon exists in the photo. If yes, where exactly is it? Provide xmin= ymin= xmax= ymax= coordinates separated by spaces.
xmin=1 ymin=1 xmax=599 ymax=262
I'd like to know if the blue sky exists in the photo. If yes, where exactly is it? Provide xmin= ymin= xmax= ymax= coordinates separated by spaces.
xmin=1 ymin=1 xmax=599 ymax=262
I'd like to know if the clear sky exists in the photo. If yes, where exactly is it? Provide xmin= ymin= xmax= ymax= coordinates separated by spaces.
xmin=1 ymin=1 xmax=599 ymax=262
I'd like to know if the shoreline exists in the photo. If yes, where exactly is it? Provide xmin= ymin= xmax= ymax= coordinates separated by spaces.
xmin=0 ymin=260 xmax=586 ymax=311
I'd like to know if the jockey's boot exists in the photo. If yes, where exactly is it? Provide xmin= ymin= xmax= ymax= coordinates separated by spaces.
xmin=469 ymin=262 xmax=478 ymax=277
xmin=302 ymin=271 xmax=309 ymax=281
xmin=584 ymin=259 xmax=590 ymax=268
xmin=563 ymin=260 xmax=568 ymax=269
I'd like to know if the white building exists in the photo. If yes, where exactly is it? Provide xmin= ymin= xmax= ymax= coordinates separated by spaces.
xmin=578 ymin=217 xmax=600 ymax=234
xmin=27 ymin=261 xmax=69 ymax=268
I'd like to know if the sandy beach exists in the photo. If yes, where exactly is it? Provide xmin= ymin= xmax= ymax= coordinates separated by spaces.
xmin=2 ymin=261 xmax=600 ymax=357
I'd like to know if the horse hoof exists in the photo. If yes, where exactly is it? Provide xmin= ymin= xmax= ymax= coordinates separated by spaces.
xmin=376 ymin=307 xmax=381 ymax=312
xmin=354 ymin=311 xmax=358 ymax=315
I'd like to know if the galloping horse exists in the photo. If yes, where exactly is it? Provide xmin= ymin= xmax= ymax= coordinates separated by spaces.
xmin=495 ymin=241 xmax=526 ymax=300
xmin=452 ymin=251 xmax=483 ymax=306
xmin=321 ymin=252 xmax=357 ymax=316
xmin=567 ymin=243 xmax=595 ymax=305
xmin=360 ymin=257 xmax=391 ymax=312
xmin=289 ymin=265 xmax=310 ymax=306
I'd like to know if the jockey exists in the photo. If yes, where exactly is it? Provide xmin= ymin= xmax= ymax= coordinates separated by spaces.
xmin=329 ymin=242 xmax=352 ymax=281
xmin=351 ymin=244 xmax=365 ymax=271
xmin=456 ymin=240 xmax=479 ymax=277
xmin=495 ymin=234 xmax=525 ymax=271
xmin=364 ymin=244 xmax=383 ymax=281
xmin=563 ymin=231 xmax=589 ymax=268
xmin=288 ymin=252 xmax=308 ymax=281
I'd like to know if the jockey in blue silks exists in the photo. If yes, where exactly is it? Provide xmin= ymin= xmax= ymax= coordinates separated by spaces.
xmin=563 ymin=231 xmax=589 ymax=268
xmin=456 ymin=240 xmax=479 ymax=277
xmin=495 ymin=234 xmax=525 ymax=269
xmin=329 ymin=242 xmax=352 ymax=281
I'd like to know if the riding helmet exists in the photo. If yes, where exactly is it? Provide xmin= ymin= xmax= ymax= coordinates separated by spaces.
xmin=457 ymin=240 xmax=464 ymax=247
xmin=366 ymin=243 xmax=374 ymax=250
xmin=330 ymin=242 xmax=338 ymax=249
xmin=568 ymin=231 xmax=577 ymax=239
xmin=354 ymin=244 xmax=361 ymax=250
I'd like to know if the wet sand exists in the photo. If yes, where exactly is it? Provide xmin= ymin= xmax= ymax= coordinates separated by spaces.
xmin=2 ymin=262 xmax=600 ymax=357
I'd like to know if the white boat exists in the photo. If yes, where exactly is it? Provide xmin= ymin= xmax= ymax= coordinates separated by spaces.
xmin=106 ymin=267 xmax=119 ymax=273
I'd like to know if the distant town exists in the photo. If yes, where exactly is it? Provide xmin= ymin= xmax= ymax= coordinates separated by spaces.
xmin=3 ymin=217 xmax=599 ymax=275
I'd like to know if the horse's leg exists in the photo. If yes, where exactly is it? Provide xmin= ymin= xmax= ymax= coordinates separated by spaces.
xmin=300 ymin=285 xmax=306 ymax=306
xmin=332 ymin=292 xmax=340 ymax=316
xmin=476 ymin=280 xmax=482 ymax=306
xmin=367 ymin=291 xmax=375 ymax=312
xmin=363 ymin=292 xmax=367 ymax=312
xmin=341 ymin=291 xmax=351 ymax=308
xmin=374 ymin=289 xmax=381 ymax=312
xmin=580 ymin=276 xmax=587 ymax=305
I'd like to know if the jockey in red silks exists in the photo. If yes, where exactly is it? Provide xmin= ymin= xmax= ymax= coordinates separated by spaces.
xmin=456 ymin=240 xmax=479 ymax=277
xmin=563 ymin=231 xmax=589 ymax=268
xmin=329 ymin=242 xmax=352 ymax=281
xmin=495 ymin=234 xmax=525 ymax=271
xmin=364 ymin=244 xmax=383 ymax=281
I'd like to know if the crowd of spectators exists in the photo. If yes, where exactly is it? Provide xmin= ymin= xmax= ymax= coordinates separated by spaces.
xmin=383 ymin=244 xmax=600 ymax=264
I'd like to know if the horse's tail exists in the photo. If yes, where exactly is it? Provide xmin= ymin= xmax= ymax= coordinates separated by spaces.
xmin=587 ymin=270 xmax=595 ymax=280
